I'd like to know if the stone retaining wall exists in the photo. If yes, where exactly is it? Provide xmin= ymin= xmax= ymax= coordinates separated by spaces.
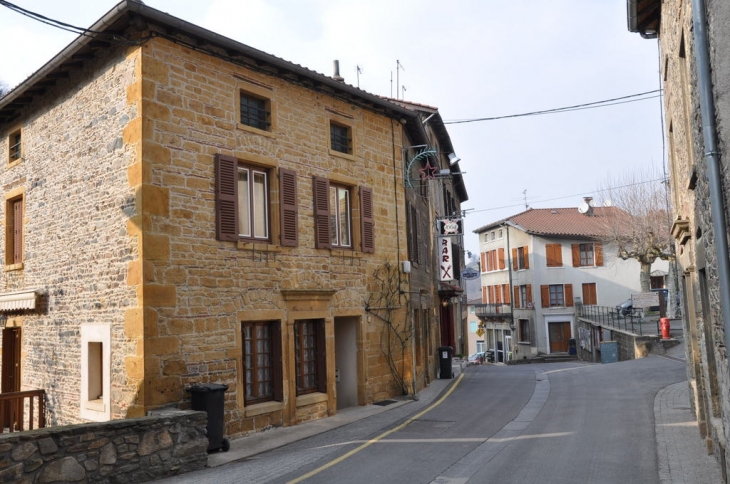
xmin=0 ymin=410 xmax=207 ymax=483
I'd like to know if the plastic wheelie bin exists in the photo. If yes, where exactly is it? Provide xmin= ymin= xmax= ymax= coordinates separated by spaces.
xmin=438 ymin=346 xmax=454 ymax=379
xmin=190 ymin=383 xmax=230 ymax=452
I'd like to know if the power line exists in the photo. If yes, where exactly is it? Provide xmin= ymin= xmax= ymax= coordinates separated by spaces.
xmin=465 ymin=177 xmax=667 ymax=215
xmin=0 ymin=0 xmax=141 ymax=45
xmin=444 ymin=89 xmax=662 ymax=125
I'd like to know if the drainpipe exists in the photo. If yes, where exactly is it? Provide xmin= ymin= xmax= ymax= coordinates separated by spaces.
xmin=691 ymin=0 xmax=730 ymax=361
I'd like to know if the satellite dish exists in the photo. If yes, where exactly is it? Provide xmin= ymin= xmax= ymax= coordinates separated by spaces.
xmin=603 ymin=199 xmax=612 ymax=207
xmin=578 ymin=202 xmax=590 ymax=214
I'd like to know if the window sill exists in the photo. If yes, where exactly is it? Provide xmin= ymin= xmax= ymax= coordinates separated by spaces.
xmin=245 ymin=400 xmax=284 ymax=417
xmin=328 ymin=149 xmax=356 ymax=162
xmin=4 ymin=263 xmax=23 ymax=272
xmin=237 ymin=241 xmax=281 ymax=252
xmin=517 ymin=341 xmax=531 ymax=345
xmin=85 ymin=399 xmax=106 ymax=412
xmin=7 ymin=158 xmax=23 ymax=169
xmin=330 ymin=249 xmax=362 ymax=258
xmin=296 ymin=392 xmax=327 ymax=407
xmin=236 ymin=122 xmax=276 ymax=139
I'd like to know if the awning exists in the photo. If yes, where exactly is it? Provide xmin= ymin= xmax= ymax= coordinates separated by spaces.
xmin=0 ymin=289 xmax=42 ymax=311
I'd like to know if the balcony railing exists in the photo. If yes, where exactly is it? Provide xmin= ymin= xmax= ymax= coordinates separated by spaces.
xmin=475 ymin=303 xmax=512 ymax=318
xmin=578 ymin=305 xmax=659 ymax=336
xmin=0 ymin=389 xmax=46 ymax=433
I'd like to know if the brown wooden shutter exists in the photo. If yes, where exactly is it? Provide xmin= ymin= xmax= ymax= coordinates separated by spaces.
xmin=360 ymin=186 xmax=375 ymax=253
xmin=571 ymin=244 xmax=580 ymax=267
xmin=271 ymin=322 xmax=283 ymax=401
xmin=595 ymin=242 xmax=604 ymax=266
xmin=582 ymin=283 xmax=597 ymax=305
xmin=546 ymin=244 xmax=563 ymax=267
xmin=313 ymin=176 xmax=331 ymax=249
xmin=489 ymin=285 xmax=496 ymax=303
xmin=523 ymin=247 xmax=530 ymax=269
xmin=498 ymin=248 xmax=505 ymax=270
xmin=541 ymin=285 xmax=550 ymax=307
xmin=12 ymin=199 xmax=22 ymax=264
xmin=513 ymin=286 xmax=520 ymax=308
xmin=482 ymin=286 xmax=487 ymax=303
xmin=279 ymin=169 xmax=298 ymax=247
xmin=406 ymin=203 xmax=415 ymax=262
xmin=526 ymin=285 xmax=533 ymax=305
xmin=512 ymin=248 xmax=518 ymax=270
xmin=565 ymin=284 xmax=574 ymax=307
xmin=480 ymin=252 xmax=487 ymax=273
xmin=503 ymin=284 xmax=510 ymax=304
xmin=316 ymin=319 xmax=327 ymax=393
xmin=215 ymin=154 xmax=238 ymax=241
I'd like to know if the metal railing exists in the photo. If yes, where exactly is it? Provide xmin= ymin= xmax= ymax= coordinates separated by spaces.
xmin=578 ymin=305 xmax=660 ymax=336
xmin=0 ymin=389 xmax=46 ymax=433
xmin=475 ymin=303 xmax=512 ymax=318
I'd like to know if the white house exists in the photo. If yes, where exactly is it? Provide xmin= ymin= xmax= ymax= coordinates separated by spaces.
xmin=473 ymin=202 xmax=668 ymax=361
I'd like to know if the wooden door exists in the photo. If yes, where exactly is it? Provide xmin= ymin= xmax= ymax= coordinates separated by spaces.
xmin=2 ymin=328 xmax=21 ymax=430
xmin=549 ymin=322 xmax=571 ymax=353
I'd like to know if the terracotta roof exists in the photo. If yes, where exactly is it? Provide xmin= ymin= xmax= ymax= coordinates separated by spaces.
xmin=474 ymin=206 xmax=627 ymax=239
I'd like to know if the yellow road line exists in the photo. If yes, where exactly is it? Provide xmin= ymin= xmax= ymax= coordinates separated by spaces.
xmin=287 ymin=374 xmax=465 ymax=484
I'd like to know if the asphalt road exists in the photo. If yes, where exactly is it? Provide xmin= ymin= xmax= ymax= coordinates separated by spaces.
xmin=156 ymin=356 xmax=686 ymax=484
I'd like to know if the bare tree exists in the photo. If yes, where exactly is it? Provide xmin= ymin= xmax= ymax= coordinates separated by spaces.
xmin=0 ymin=81 xmax=8 ymax=97
xmin=597 ymin=167 xmax=673 ymax=292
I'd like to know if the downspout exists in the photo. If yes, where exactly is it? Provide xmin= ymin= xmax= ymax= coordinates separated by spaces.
xmin=692 ymin=0 xmax=730 ymax=359
xmin=505 ymin=224 xmax=516 ymax=349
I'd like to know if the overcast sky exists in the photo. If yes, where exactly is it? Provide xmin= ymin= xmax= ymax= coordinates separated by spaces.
xmin=0 ymin=0 xmax=663 ymax=254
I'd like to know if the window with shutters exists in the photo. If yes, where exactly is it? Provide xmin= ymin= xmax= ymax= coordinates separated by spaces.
xmin=294 ymin=319 xmax=326 ymax=395
xmin=512 ymin=246 xmax=529 ymax=270
xmin=7 ymin=128 xmax=22 ymax=164
xmin=5 ymin=194 xmax=23 ymax=267
xmin=215 ymin=154 xmax=298 ymax=246
xmin=514 ymin=284 xmax=532 ymax=309
xmin=545 ymin=243 xmax=563 ymax=267
xmin=329 ymin=184 xmax=351 ymax=248
xmin=549 ymin=285 xmax=564 ymax=306
xmin=243 ymin=321 xmax=283 ymax=404
xmin=540 ymin=284 xmax=574 ymax=308
xmin=407 ymin=203 xmax=420 ymax=264
xmin=582 ymin=283 xmax=597 ymax=305
xmin=313 ymin=176 xmax=374 ymax=253
xmin=572 ymin=242 xmax=603 ymax=267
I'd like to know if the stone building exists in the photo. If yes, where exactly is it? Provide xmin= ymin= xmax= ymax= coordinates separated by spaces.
xmin=628 ymin=0 xmax=730 ymax=479
xmin=0 ymin=0 xmax=464 ymax=438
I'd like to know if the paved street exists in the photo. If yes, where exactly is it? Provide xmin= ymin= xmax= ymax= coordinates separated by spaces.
xmin=155 ymin=340 xmax=723 ymax=484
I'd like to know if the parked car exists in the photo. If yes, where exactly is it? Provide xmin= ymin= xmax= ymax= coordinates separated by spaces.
xmin=616 ymin=298 xmax=633 ymax=316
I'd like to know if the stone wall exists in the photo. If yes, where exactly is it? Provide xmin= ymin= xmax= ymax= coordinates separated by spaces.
xmin=0 ymin=410 xmax=207 ymax=484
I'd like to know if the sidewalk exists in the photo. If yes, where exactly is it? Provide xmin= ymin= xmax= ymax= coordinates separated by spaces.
xmin=654 ymin=327 xmax=724 ymax=484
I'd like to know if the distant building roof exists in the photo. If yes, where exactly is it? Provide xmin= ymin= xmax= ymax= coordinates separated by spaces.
xmin=473 ymin=206 xmax=627 ymax=239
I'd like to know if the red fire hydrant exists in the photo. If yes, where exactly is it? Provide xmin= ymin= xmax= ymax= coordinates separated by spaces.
xmin=660 ymin=317 xmax=671 ymax=339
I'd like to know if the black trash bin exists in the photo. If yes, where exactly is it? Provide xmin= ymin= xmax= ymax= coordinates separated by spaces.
xmin=438 ymin=346 xmax=454 ymax=379
xmin=190 ymin=383 xmax=230 ymax=453
xmin=568 ymin=338 xmax=577 ymax=356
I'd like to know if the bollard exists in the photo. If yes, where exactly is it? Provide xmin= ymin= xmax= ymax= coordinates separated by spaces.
xmin=660 ymin=317 xmax=671 ymax=339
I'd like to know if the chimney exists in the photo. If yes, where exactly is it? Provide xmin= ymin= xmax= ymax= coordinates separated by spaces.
xmin=332 ymin=60 xmax=345 ymax=82
xmin=584 ymin=197 xmax=593 ymax=206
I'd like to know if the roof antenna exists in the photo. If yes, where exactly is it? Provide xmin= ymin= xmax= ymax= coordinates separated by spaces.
xmin=523 ymin=189 xmax=528 ymax=210
xmin=356 ymin=65 xmax=363 ymax=88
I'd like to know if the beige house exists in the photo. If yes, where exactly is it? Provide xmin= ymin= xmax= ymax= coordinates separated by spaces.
xmin=0 ymin=0 xmax=462 ymax=438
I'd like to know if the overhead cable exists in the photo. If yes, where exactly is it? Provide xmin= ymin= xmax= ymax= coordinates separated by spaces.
xmin=444 ymin=89 xmax=662 ymax=125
